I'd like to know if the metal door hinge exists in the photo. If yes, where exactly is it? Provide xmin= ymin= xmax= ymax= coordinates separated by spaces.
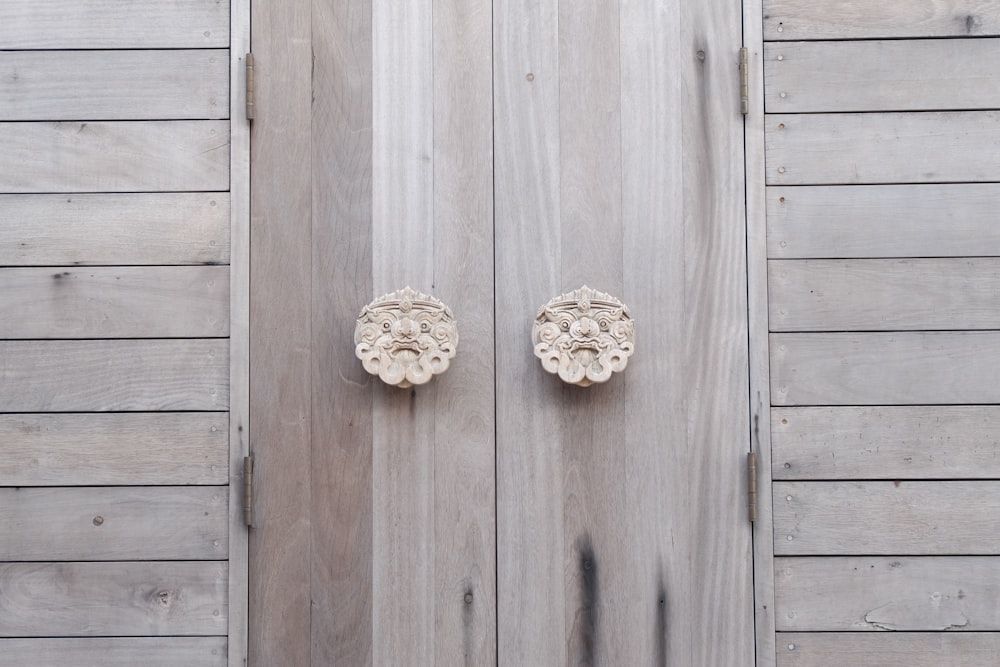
xmin=243 ymin=455 xmax=255 ymax=528
xmin=245 ymin=53 xmax=255 ymax=121
xmin=747 ymin=451 xmax=758 ymax=523
xmin=739 ymin=47 xmax=749 ymax=115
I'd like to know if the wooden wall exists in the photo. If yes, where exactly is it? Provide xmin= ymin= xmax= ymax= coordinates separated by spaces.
xmin=756 ymin=1 xmax=1000 ymax=664
xmin=251 ymin=0 xmax=753 ymax=664
xmin=0 ymin=2 xmax=248 ymax=665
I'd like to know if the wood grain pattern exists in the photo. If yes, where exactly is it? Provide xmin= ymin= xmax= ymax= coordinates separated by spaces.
xmin=764 ymin=39 xmax=1000 ymax=113
xmin=773 ymin=482 xmax=1000 ymax=555
xmin=308 ymin=0 xmax=374 ymax=662
xmin=0 ymin=121 xmax=229 ymax=193
xmin=494 ymin=0 xmax=566 ymax=662
xmin=0 ymin=339 xmax=228 ymax=411
xmin=763 ymin=0 xmax=1000 ymax=39
xmin=0 ymin=193 xmax=230 ymax=266
xmin=0 ymin=0 xmax=228 ymax=49
xmin=431 ymin=0 xmax=497 ymax=662
xmin=766 ymin=184 xmax=1000 ymax=259
xmin=0 ymin=561 xmax=227 ymax=637
xmin=247 ymin=0 xmax=313 ymax=664
xmin=0 ymin=413 xmax=228 ymax=486
xmin=766 ymin=112 xmax=1000 ymax=185
xmin=0 ymin=50 xmax=229 ymax=121
xmin=772 ymin=406 xmax=1000 ymax=480
xmin=775 ymin=557 xmax=1000 ymax=631
xmin=776 ymin=632 xmax=1000 ymax=667
xmin=1 ymin=486 xmax=228 ymax=561
xmin=0 ymin=266 xmax=229 ymax=338
xmin=0 ymin=638 xmax=227 ymax=667
xmin=771 ymin=332 xmax=1000 ymax=406
xmin=769 ymin=259 xmax=1000 ymax=331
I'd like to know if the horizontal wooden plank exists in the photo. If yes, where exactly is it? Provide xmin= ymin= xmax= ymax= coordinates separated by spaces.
xmin=763 ymin=0 xmax=1000 ymax=40
xmin=0 ymin=561 xmax=227 ymax=636
xmin=767 ymin=184 xmax=1000 ymax=259
xmin=0 ymin=339 xmax=228 ymax=411
xmin=0 ymin=487 xmax=228 ymax=561
xmin=0 ymin=50 xmax=229 ymax=121
xmin=776 ymin=632 xmax=1000 ymax=667
xmin=0 ymin=266 xmax=229 ymax=338
xmin=0 ymin=413 xmax=228 ymax=486
xmin=769 ymin=259 xmax=1000 ymax=332
xmin=0 ymin=637 xmax=226 ymax=667
xmin=772 ymin=406 xmax=1000 ymax=480
xmin=0 ymin=1 xmax=228 ymax=49
xmin=775 ymin=556 xmax=1000 ymax=631
xmin=766 ymin=112 xmax=1000 ymax=185
xmin=774 ymin=482 xmax=1000 ymax=555
xmin=771 ymin=332 xmax=1000 ymax=406
xmin=0 ymin=121 xmax=229 ymax=193
xmin=0 ymin=193 xmax=229 ymax=266
xmin=765 ymin=39 xmax=1000 ymax=113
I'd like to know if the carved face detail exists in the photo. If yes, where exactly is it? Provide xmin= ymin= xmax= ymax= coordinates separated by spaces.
xmin=355 ymin=287 xmax=458 ymax=388
xmin=533 ymin=286 xmax=635 ymax=386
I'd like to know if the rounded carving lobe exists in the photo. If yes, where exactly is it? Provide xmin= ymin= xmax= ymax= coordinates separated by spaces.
xmin=532 ymin=286 xmax=635 ymax=386
xmin=354 ymin=287 xmax=459 ymax=388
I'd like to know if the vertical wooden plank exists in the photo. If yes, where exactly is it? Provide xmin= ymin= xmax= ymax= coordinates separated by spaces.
xmin=494 ymin=0 xmax=565 ymax=662
xmin=309 ymin=0 xmax=374 ymax=664
xmin=248 ymin=0 xmax=312 ymax=665
xmin=681 ymin=1 xmax=754 ymax=665
xmin=621 ymin=1 xmax=683 ymax=664
xmin=228 ymin=2 xmax=250 ymax=665
xmin=745 ymin=0 xmax=777 ymax=662
xmin=432 ymin=0 xmax=497 ymax=662
xmin=371 ymin=1 xmax=435 ymax=664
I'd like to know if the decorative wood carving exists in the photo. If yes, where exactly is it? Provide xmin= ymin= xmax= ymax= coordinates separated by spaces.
xmin=354 ymin=287 xmax=459 ymax=388
xmin=532 ymin=285 xmax=635 ymax=386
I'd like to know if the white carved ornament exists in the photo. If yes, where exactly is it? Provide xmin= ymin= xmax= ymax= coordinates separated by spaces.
xmin=354 ymin=287 xmax=459 ymax=388
xmin=532 ymin=286 xmax=635 ymax=386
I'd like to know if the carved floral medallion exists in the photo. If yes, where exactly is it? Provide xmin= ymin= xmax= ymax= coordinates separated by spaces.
xmin=355 ymin=287 xmax=458 ymax=388
xmin=532 ymin=286 xmax=635 ymax=386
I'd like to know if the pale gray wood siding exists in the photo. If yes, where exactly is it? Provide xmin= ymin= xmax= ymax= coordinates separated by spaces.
xmin=759 ymin=1 xmax=1000 ymax=664
xmin=0 ymin=2 xmax=248 ymax=664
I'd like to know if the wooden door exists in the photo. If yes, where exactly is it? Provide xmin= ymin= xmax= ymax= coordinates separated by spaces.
xmin=251 ymin=0 xmax=752 ymax=664
xmin=747 ymin=1 xmax=1000 ymax=664
xmin=0 ymin=2 xmax=249 ymax=665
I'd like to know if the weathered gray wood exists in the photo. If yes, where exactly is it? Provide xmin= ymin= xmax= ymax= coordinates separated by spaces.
xmin=247 ymin=0 xmax=313 ymax=664
xmin=766 ymin=112 xmax=1000 ymax=185
xmin=0 ymin=413 xmax=228 ymax=486
xmin=1 ymin=487 xmax=228 ymax=561
xmin=308 ymin=0 xmax=374 ymax=662
xmin=769 ymin=259 xmax=1000 ymax=331
xmin=0 ymin=193 xmax=230 ymax=266
xmin=0 ymin=0 xmax=228 ymax=49
xmin=0 ymin=266 xmax=229 ymax=338
xmin=772 ymin=406 xmax=1000 ymax=480
xmin=763 ymin=0 xmax=1000 ymax=39
xmin=431 ymin=0 xmax=497 ymax=661
xmin=494 ymin=0 xmax=565 ymax=662
xmin=0 ymin=562 xmax=227 ymax=637
xmin=771 ymin=332 xmax=1000 ymax=405
xmin=774 ymin=482 xmax=1000 ymax=555
xmin=775 ymin=557 xmax=1000 ymax=631
xmin=0 ymin=121 xmax=229 ymax=193
xmin=765 ymin=39 xmax=1000 ymax=113
xmin=0 ymin=50 xmax=229 ymax=121
xmin=745 ymin=0 xmax=778 ymax=663
xmin=767 ymin=184 xmax=1000 ymax=259
xmin=0 ymin=339 xmax=228 ymax=411
xmin=0 ymin=638 xmax=227 ymax=667
xmin=776 ymin=632 xmax=1000 ymax=667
